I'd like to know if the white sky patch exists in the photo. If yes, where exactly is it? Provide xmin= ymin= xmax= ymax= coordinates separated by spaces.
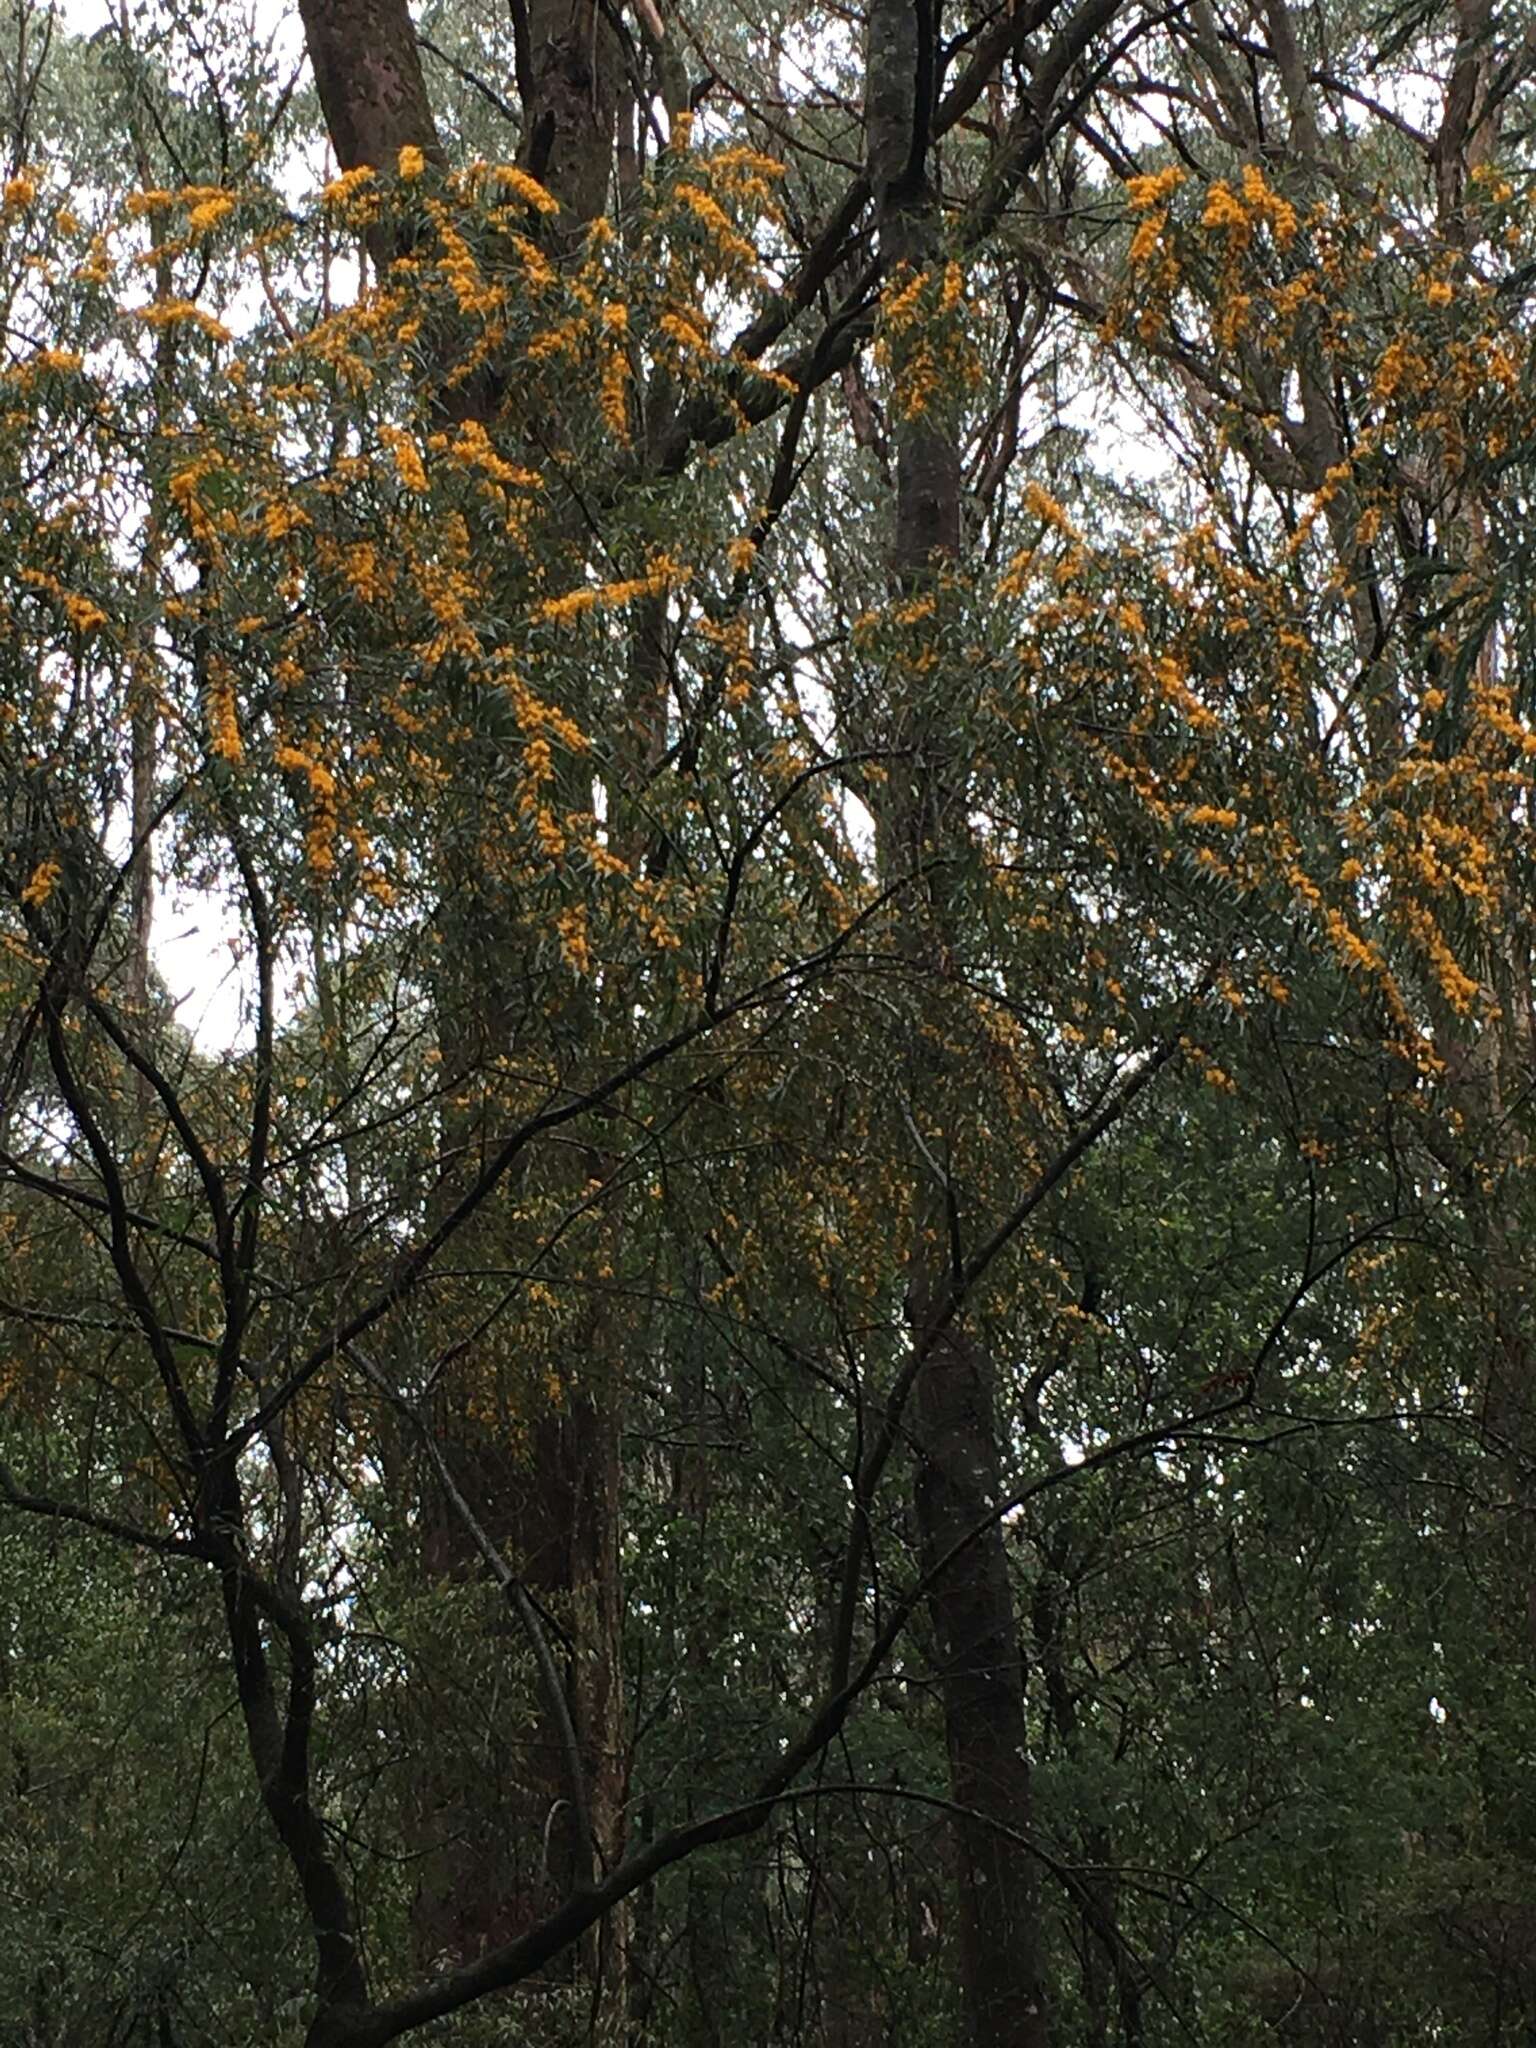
xmin=155 ymin=890 xmax=260 ymax=1043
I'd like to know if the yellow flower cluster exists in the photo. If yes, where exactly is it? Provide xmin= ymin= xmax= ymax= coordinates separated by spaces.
xmin=699 ymin=612 xmax=754 ymax=705
xmin=632 ymin=876 xmax=682 ymax=949
xmin=19 ymin=858 xmax=59 ymax=907
xmin=24 ymin=348 xmax=83 ymax=377
xmin=673 ymin=181 xmax=759 ymax=273
xmin=61 ymin=593 xmax=106 ymax=635
xmin=1202 ymin=182 xmax=1249 ymax=238
xmin=449 ymin=418 xmax=541 ymax=488
xmin=1202 ymin=165 xmax=1298 ymax=249
xmin=533 ymin=555 xmax=690 ymax=626
xmin=508 ymin=232 xmax=555 ymax=293
xmin=19 ymin=566 xmax=107 ymax=638
xmin=599 ymin=343 xmax=630 ymax=442
xmin=379 ymin=425 xmax=428 ymax=493
xmin=495 ymin=659 xmax=588 ymax=753
xmin=527 ymin=319 xmax=582 ymax=361
xmin=1396 ymin=901 xmax=1479 ymax=1012
xmin=1324 ymin=907 xmax=1382 ymax=979
xmin=657 ymin=309 xmax=710 ymax=356
xmin=704 ymin=146 xmax=786 ymax=218
xmin=556 ymin=903 xmax=592 ymax=973
xmin=206 ymin=660 xmax=243 ymax=764
xmin=1152 ymin=655 xmax=1219 ymax=732
xmin=169 ymin=452 xmax=234 ymax=549
xmin=1126 ymin=165 xmax=1185 ymax=211
xmin=487 ymin=163 xmax=560 ymax=215
xmin=874 ymin=261 xmax=979 ymax=420
xmin=341 ymin=541 xmax=391 ymax=606
xmin=260 ymin=498 xmax=308 ymax=543
xmin=1129 ymin=209 xmax=1168 ymax=268
xmin=184 ymin=187 xmax=236 ymax=234
xmin=1127 ymin=168 xmax=1184 ymax=272
xmin=321 ymin=166 xmax=376 ymax=206
xmin=427 ymin=213 xmax=505 ymax=319
xmin=1023 ymin=482 xmax=1076 ymax=532
xmin=135 ymin=298 xmax=231 ymax=343
xmin=275 ymin=744 xmax=339 ymax=875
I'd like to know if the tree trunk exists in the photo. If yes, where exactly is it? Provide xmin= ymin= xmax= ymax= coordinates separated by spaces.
xmin=295 ymin=2 xmax=628 ymax=2025
xmin=297 ymin=0 xmax=441 ymax=179
xmin=866 ymin=0 xmax=1048 ymax=2038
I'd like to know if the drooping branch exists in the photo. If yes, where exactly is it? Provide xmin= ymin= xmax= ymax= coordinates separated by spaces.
xmin=0 ymin=1460 xmax=208 ymax=1559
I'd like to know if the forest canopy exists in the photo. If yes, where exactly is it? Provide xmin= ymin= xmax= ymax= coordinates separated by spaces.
xmin=2 ymin=0 xmax=1536 ymax=2041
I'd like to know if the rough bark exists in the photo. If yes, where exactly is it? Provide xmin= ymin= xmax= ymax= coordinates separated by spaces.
xmin=867 ymin=0 xmax=1047 ymax=2037
xmin=908 ymin=1282 xmax=1049 ymax=2047
xmin=522 ymin=0 xmax=621 ymax=226
xmin=295 ymin=0 xmax=627 ymax=2019
xmin=297 ymin=0 xmax=442 ymax=178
